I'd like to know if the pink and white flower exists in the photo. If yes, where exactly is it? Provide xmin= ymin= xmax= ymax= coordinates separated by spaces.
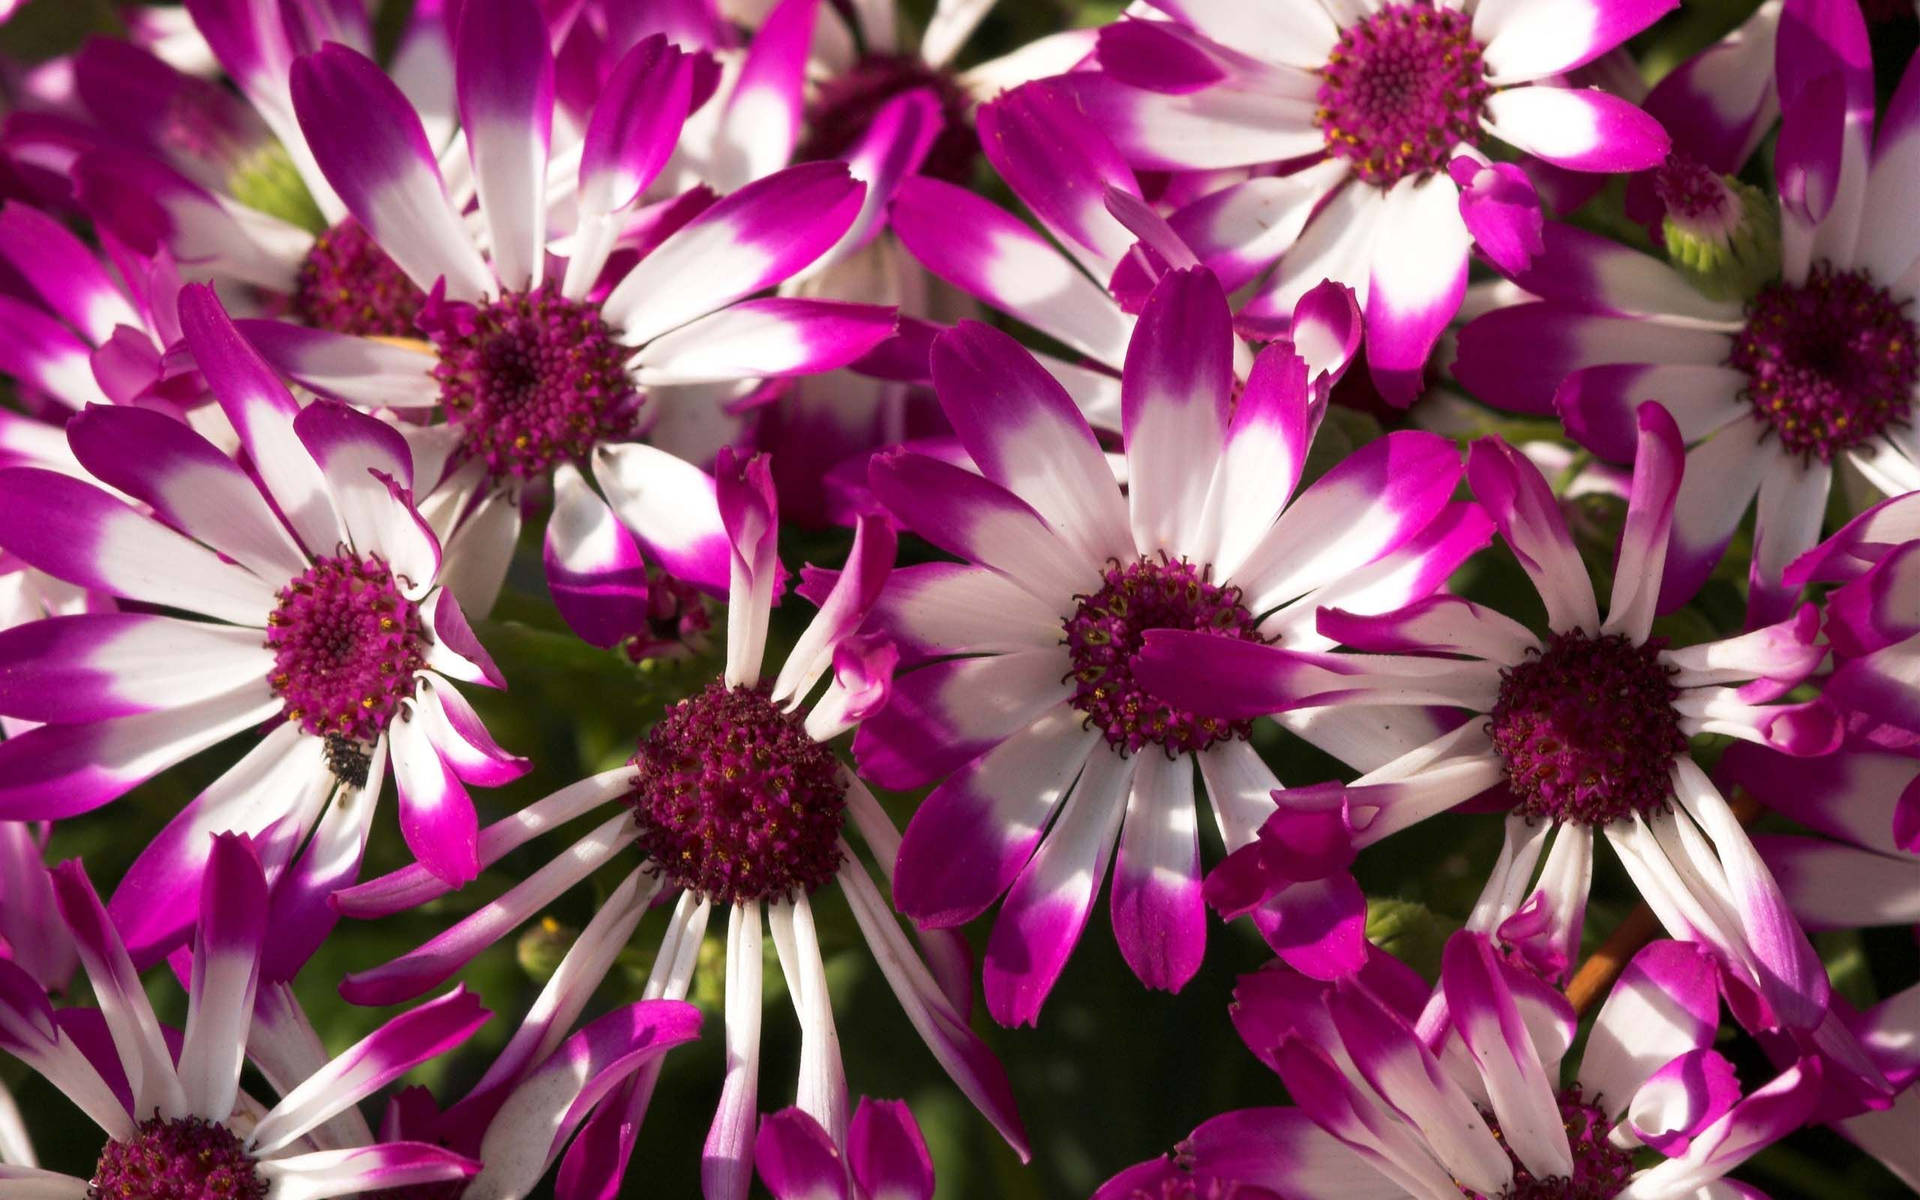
xmin=857 ymin=266 xmax=1485 ymax=1023
xmin=1097 ymin=934 xmax=1824 ymax=1200
xmin=1454 ymin=0 xmax=1918 ymax=623
xmin=330 ymin=449 xmax=1026 ymax=1200
xmin=0 ymin=285 xmax=524 ymax=966
xmin=1137 ymin=404 xmax=1845 ymax=1041
xmin=254 ymin=0 xmax=896 ymax=634
xmin=0 ymin=834 xmax=487 ymax=1200
xmin=1065 ymin=0 xmax=1675 ymax=402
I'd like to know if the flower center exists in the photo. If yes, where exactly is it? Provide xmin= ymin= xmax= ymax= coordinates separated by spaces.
xmin=628 ymin=681 xmax=846 ymax=905
xmin=800 ymin=54 xmax=978 ymax=185
xmin=421 ymin=286 xmax=641 ymax=483
xmin=1316 ymin=2 xmax=1491 ymax=187
xmin=267 ymin=553 xmax=427 ymax=763
xmin=1653 ymin=156 xmax=1733 ymax=225
xmin=1469 ymin=1087 xmax=1635 ymax=1200
xmin=1063 ymin=556 xmax=1265 ymax=755
xmin=290 ymin=219 xmax=428 ymax=337
xmin=1729 ymin=264 xmax=1919 ymax=462
xmin=90 ymin=1116 xmax=268 ymax=1200
xmin=1488 ymin=630 xmax=1683 ymax=826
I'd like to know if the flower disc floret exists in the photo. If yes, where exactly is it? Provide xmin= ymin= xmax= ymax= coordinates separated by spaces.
xmin=1728 ymin=264 xmax=1919 ymax=462
xmin=267 ymin=553 xmax=427 ymax=746
xmin=290 ymin=219 xmax=429 ymax=337
xmin=1471 ymin=1087 xmax=1635 ymax=1200
xmin=1316 ymin=2 xmax=1492 ymax=187
xmin=628 ymin=681 xmax=846 ymax=905
xmin=1063 ymin=556 xmax=1265 ymax=756
xmin=1488 ymin=630 xmax=1684 ymax=826
xmin=90 ymin=1116 xmax=268 ymax=1200
xmin=421 ymin=286 xmax=641 ymax=482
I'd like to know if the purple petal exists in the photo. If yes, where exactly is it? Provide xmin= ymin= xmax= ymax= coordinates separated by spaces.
xmin=983 ymin=749 xmax=1131 ymax=1026
xmin=753 ymin=1108 xmax=848 ymax=1200
xmin=456 ymin=0 xmax=554 ymax=291
xmin=249 ymin=986 xmax=491 ymax=1155
xmin=291 ymin=44 xmax=492 ymax=298
xmin=1484 ymin=85 xmax=1671 ymax=172
xmin=544 ymin=463 xmax=649 ymax=648
xmin=929 ymin=321 xmax=1130 ymax=567
xmin=848 ymin=1098 xmax=934 ymax=1200
xmin=601 ymin=163 xmax=864 ymax=346
xmin=1449 ymin=158 xmax=1544 ymax=277
xmin=632 ymin=298 xmax=896 ymax=386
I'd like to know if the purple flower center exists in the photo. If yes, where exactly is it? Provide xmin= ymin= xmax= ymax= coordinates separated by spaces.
xmin=1471 ymin=1087 xmax=1635 ymax=1199
xmin=1488 ymin=629 xmax=1684 ymax=827
xmin=1316 ymin=2 xmax=1492 ymax=188
xmin=1728 ymin=264 xmax=1919 ymax=462
xmin=421 ymin=286 xmax=641 ymax=483
xmin=267 ymin=553 xmax=427 ymax=769
xmin=1652 ymin=156 xmax=1733 ymax=224
xmin=628 ymin=681 xmax=846 ymax=904
xmin=1063 ymin=556 xmax=1265 ymax=755
xmin=799 ymin=54 xmax=978 ymax=185
xmin=290 ymin=219 xmax=429 ymax=338
xmin=90 ymin=1116 xmax=267 ymax=1200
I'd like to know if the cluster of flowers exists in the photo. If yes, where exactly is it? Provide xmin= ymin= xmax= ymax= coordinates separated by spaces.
xmin=0 ymin=0 xmax=1913 ymax=1196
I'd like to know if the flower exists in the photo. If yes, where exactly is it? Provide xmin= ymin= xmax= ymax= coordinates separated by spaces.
xmin=1098 ymin=934 xmax=1825 ymax=1200
xmin=245 ymin=0 xmax=898 ymax=637
xmin=856 ymin=266 xmax=1484 ymax=1022
xmin=1065 ymin=0 xmax=1674 ymax=402
xmin=1137 ymin=403 xmax=1847 ymax=1042
xmin=0 ymin=833 xmax=487 ymax=1200
xmin=1454 ymin=0 xmax=1919 ymax=623
xmin=61 ymin=0 xmax=453 ymax=300
xmin=0 ymin=285 xmax=523 ymax=966
xmin=754 ymin=1095 xmax=935 ymax=1200
xmin=330 ymin=449 xmax=1026 ymax=1200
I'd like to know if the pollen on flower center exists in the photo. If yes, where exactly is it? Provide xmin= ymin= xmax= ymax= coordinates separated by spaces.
xmin=267 ymin=553 xmax=426 ymax=758
xmin=627 ymin=681 xmax=847 ymax=905
xmin=421 ymin=286 xmax=642 ymax=483
xmin=799 ymin=54 xmax=978 ymax=185
xmin=1316 ymin=2 xmax=1492 ymax=188
xmin=1470 ymin=1087 xmax=1635 ymax=1200
xmin=1488 ymin=629 xmax=1684 ymax=827
xmin=1063 ymin=556 xmax=1266 ymax=756
xmin=1728 ymin=263 xmax=1919 ymax=462
xmin=290 ymin=218 xmax=428 ymax=338
xmin=90 ymin=1115 xmax=268 ymax=1200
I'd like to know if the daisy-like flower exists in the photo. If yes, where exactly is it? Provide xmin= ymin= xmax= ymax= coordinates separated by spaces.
xmin=1137 ymin=403 xmax=1846 ymax=1044
xmin=856 ymin=266 xmax=1486 ymax=1023
xmin=0 ymin=834 xmax=488 ymax=1200
xmin=755 ymin=1095 xmax=934 ymax=1200
xmin=62 ymin=0 xmax=454 ymax=308
xmin=1454 ymin=0 xmax=1918 ymax=623
xmin=1062 ymin=0 xmax=1674 ymax=402
xmin=330 ymin=450 xmax=1026 ymax=1200
xmin=0 ymin=285 xmax=523 ymax=966
xmin=250 ymin=0 xmax=895 ymax=633
xmin=1097 ymin=934 xmax=1824 ymax=1200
